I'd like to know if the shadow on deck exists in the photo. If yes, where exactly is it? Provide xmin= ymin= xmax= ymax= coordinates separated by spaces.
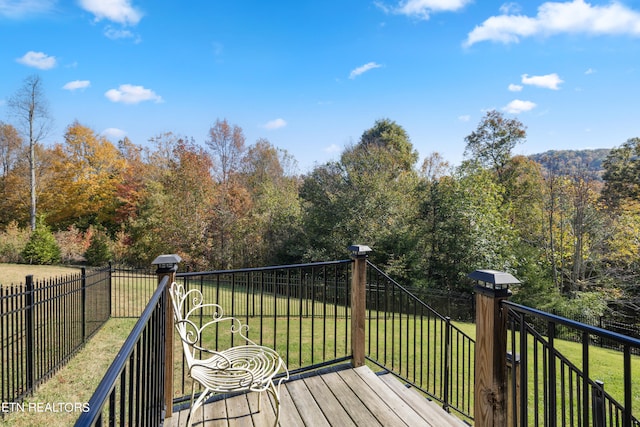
xmin=170 ymin=364 xmax=468 ymax=427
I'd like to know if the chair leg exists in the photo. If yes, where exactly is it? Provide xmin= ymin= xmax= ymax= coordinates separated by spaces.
xmin=267 ymin=381 xmax=281 ymax=427
xmin=186 ymin=383 xmax=196 ymax=427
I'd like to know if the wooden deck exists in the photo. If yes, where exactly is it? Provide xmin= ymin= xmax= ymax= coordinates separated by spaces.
xmin=169 ymin=365 xmax=469 ymax=427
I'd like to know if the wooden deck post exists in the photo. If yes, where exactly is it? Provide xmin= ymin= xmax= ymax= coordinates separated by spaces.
xmin=349 ymin=245 xmax=371 ymax=368
xmin=469 ymin=269 xmax=519 ymax=427
xmin=152 ymin=254 xmax=182 ymax=420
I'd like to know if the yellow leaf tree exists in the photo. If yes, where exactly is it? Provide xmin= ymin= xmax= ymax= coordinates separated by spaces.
xmin=43 ymin=121 xmax=125 ymax=230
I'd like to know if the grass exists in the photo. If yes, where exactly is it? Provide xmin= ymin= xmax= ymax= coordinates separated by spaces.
xmin=1 ymin=318 xmax=136 ymax=427
xmin=2 ymin=266 xmax=638 ymax=424
xmin=0 ymin=263 xmax=81 ymax=286
xmin=453 ymin=320 xmax=640 ymax=423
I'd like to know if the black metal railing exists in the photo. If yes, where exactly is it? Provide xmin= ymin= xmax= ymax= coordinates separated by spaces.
xmin=75 ymin=275 xmax=169 ymax=427
xmin=365 ymin=261 xmax=475 ymax=421
xmin=0 ymin=267 xmax=111 ymax=405
xmin=172 ymin=259 xmax=353 ymax=399
xmin=110 ymin=264 xmax=157 ymax=318
xmin=504 ymin=301 xmax=640 ymax=427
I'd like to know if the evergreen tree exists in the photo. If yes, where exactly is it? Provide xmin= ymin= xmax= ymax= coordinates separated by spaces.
xmin=22 ymin=216 xmax=60 ymax=264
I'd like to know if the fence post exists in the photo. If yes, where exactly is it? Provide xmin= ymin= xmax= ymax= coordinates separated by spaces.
xmin=469 ymin=269 xmax=520 ymax=427
xmin=152 ymin=254 xmax=182 ymax=420
xmin=443 ymin=316 xmax=452 ymax=413
xmin=349 ymin=245 xmax=371 ymax=368
xmin=81 ymin=267 xmax=87 ymax=342
xmin=108 ymin=261 xmax=113 ymax=318
xmin=592 ymin=380 xmax=605 ymax=427
xmin=25 ymin=274 xmax=35 ymax=394
xmin=506 ymin=352 xmax=521 ymax=426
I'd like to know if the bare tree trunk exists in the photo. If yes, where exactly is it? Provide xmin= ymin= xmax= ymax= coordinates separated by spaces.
xmin=8 ymin=75 xmax=51 ymax=231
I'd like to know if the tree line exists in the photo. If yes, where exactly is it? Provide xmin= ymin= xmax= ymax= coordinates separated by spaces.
xmin=1 ymin=75 xmax=639 ymax=322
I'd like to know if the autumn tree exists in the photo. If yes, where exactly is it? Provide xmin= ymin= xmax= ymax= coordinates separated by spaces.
xmin=206 ymin=119 xmax=248 ymax=268
xmin=43 ymin=122 xmax=125 ymax=231
xmin=124 ymin=135 xmax=216 ymax=268
xmin=0 ymin=122 xmax=25 ymax=226
xmin=601 ymin=137 xmax=640 ymax=208
xmin=464 ymin=110 xmax=526 ymax=182
xmin=114 ymin=137 xmax=148 ymax=226
xmin=7 ymin=75 xmax=52 ymax=230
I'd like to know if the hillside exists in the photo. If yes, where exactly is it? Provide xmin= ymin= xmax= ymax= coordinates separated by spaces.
xmin=529 ymin=148 xmax=610 ymax=180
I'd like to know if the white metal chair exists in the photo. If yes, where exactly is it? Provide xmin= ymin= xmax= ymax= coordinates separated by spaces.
xmin=169 ymin=282 xmax=289 ymax=427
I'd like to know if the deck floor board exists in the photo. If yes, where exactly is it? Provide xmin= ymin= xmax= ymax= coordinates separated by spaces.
xmin=171 ymin=365 xmax=467 ymax=426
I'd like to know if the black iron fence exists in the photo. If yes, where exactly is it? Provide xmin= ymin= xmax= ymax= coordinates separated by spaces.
xmin=173 ymin=259 xmax=353 ymax=398
xmin=75 ymin=275 xmax=169 ymax=427
xmin=504 ymin=301 xmax=640 ymax=427
xmin=110 ymin=265 xmax=157 ymax=318
xmin=365 ymin=261 xmax=475 ymax=422
xmin=0 ymin=266 xmax=111 ymax=405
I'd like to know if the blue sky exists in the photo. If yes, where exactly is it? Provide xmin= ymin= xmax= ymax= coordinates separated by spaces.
xmin=1 ymin=0 xmax=639 ymax=172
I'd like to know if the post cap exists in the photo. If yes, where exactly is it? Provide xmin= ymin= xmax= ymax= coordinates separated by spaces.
xmin=469 ymin=269 xmax=519 ymax=296
xmin=151 ymin=254 xmax=182 ymax=271
xmin=348 ymin=245 xmax=372 ymax=258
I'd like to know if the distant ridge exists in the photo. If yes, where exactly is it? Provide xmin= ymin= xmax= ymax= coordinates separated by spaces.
xmin=528 ymin=148 xmax=610 ymax=180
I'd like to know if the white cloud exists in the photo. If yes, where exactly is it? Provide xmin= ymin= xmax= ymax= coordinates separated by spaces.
xmin=0 ymin=0 xmax=55 ymax=18
xmin=264 ymin=118 xmax=287 ymax=130
xmin=383 ymin=0 xmax=471 ymax=20
xmin=16 ymin=51 xmax=56 ymax=69
xmin=464 ymin=0 xmax=640 ymax=47
xmin=458 ymin=115 xmax=471 ymax=122
xmin=105 ymin=84 xmax=162 ymax=104
xmin=503 ymin=99 xmax=537 ymax=114
xmin=63 ymin=80 xmax=91 ymax=91
xmin=349 ymin=62 xmax=382 ymax=79
xmin=585 ymin=68 xmax=596 ymax=75
xmin=104 ymin=26 xmax=140 ymax=42
xmin=324 ymin=144 xmax=341 ymax=153
xmin=522 ymin=73 xmax=563 ymax=90
xmin=78 ymin=0 xmax=142 ymax=25
xmin=508 ymin=83 xmax=523 ymax=92
xmin=101 ymin=128 xmax=127 ymax=140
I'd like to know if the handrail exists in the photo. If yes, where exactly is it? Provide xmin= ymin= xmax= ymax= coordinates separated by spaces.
xmin=177 ymin=259 xmax=352 ymax=278
xmin=503 ymin=300 xmax=640 ymax=348
xmin=75 ymin=275 xmax=169 ymax=426
xmin=504 ymin=299 xmax=640 ymax=427
xmin=365 ymin=260 xmax=475 ymax=421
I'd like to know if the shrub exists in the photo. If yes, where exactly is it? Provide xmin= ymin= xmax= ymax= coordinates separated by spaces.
xmin=22 ymin=218 xmax=61 ymax=265
xmin=0 ymin=221 xmax=29 ymax=263
xmin=84 ymin=230 xmax=112 ymax=266
xmin=55 ymin=225 xmax=92 ymax=264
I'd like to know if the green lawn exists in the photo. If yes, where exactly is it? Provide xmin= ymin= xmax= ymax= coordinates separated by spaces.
xmin=0 ymin=263 xmax=81 ymax=286
xmin=2 ymin=269 xmax=638 ymax=425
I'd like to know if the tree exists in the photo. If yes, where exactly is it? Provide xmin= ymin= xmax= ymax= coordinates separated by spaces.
xmin=601 ymin=137 xmax=640 ymax=208
xmin=301 ymin=119 xmax=421 ymax=276
xmin=22 ymin=216 xmax=60 ymax=264
xmin=206 ymin=118 xmax=245 ymax=184
xmin=8 ymin=75 xmax=52 ymax=230
xmin=464 ymin=110 xmax=526 ymax=181
xmin=239 ymin=139 xmax=302 ymax=264
xmin=357 ymin=118 xmax=418 ymax=173
xmin=84 ymin=229 xmax=112 ymax=266
xmin=44 ymin=122 xmax=125 ymax=231
xmin=0 ymin=122 xmax=22 ymax=179
xmin=0 ymin=122 xmax=25 ymax=227
xmin=205 ymin=119 xmax=248 ymax=268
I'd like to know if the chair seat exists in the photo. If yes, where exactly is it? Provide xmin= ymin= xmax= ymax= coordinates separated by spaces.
xmin=190 ymin=345 xmax=284 ymax=394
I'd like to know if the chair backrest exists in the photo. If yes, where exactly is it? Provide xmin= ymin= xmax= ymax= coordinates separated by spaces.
xmin=168 ymin=282 xmax=250 ymax=367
